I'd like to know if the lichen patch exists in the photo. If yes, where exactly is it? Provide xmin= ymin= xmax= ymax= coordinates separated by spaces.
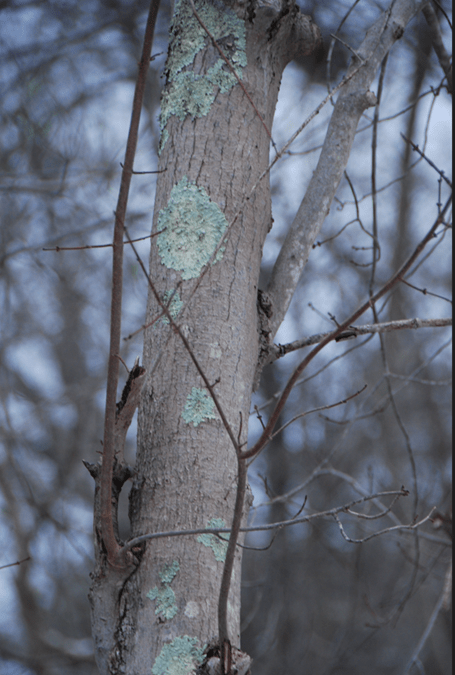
xmin=147 ymin=561 xmax=180 ymax=621
xmin=157 ymin=177 xmax=228 ymax=280
xmin=197 ymin=517 xmax=229 ymax=562
xmin=161 ymin=290 xmax=184 ymax=324
xmin=182 ymin=387 xmax=217 ymax=427
xmin=159 ymin=0 xmax=247 ymax=152
xmin=151 ymin=635 xmax=204 ymax=675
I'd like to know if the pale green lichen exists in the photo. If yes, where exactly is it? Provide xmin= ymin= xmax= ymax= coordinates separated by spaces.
xmin=159 ymin=560 xmax=180 ymax=584
xmin=157 ymin=177 xmax=228 ymax=280
xmin=197 ymin=517 xmax=229 ymax=562
xmin=166 ymin=0 xmax=246 ymax=78
xmin=159 ymin=0 xmax=247 ymax=152
xmin=160 ymin=127 xmax=169 ymax=152
xmin=148 ymin=586 xmax=178 ymax=621
xmin=182 ymin=387 xmax=217 ymax=427
xmin=210 ymin=344 xmax=221 ymax=359
xmin=161 ymin=290 xmax=184 ymax=325
xmin=147 ymin=561 xmax=180 ymax=621
xmin=184 ymin=600 xmax=199 ymax=618
xmin=152 ymin=635 xmax=204 ymax=675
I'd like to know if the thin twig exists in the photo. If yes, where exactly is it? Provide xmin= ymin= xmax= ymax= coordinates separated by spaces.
xmin=119 ymin=162 xmax=166 ymax=175
xmin=330 ymin=33 xmax=365 ymax=63
xmin=251 ymin=467 xmax=449 ymax=548
xmin=218 ymin=458 xmax=247 ymax=652
xmin=326 ymin=0 xmax=363 ymax=91
xmin=240 ymin=194 xmax=452 ymax=460
xmin=422 ymin=3 xmax=453 ymax=93
xmin=346 ymin=492 xmax=402 ymax=519
xmin=0 ymin=556 xmax=31 ymax=571
xmin=400 ymin=278 xmax=452 ymax=303
xmin=333 ymin=508 xmax=435 ymax=544
xmin=401 ymin=133 xmax=452 ymax=187
xmin=431 ymin=0 xmax=452 ymax=28
xmin=121 ymin=488 xmax=433 ymax=551
xmin=403 ymin=573 xmax=450 ymax=673
xmin=270 ymin=385 xmax=367 ymax=439
xmin=43 ymin=232 xmax=160 ymax=252
xmin=100 ymin=0 xmax=161 ymax=569
xmin=369 ymin=54 xmax=388 ymax=294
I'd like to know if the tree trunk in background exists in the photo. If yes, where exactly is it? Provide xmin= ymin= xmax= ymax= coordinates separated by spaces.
xmin=96 ymin=1 xmax=320 ymax=672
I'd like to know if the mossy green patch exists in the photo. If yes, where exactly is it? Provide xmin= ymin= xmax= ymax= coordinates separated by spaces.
xmin=161 ymin=290 xmax=184 ymax=325
xmin=147 ymin=586 xmax=178 ymax=621
xmin=182 ymin=387 xmax=217 ymax=427
xmin=157 ymin=177 xmax=227 ymax=280
xmin=159 ymin=0 xmax=247 ymax=152
xmin=159 ymin=560 xmax=180 ymax=584
xmin=151 ymin=635 xmax=204 ymax=675
xmin=147 ymin=561 xmax=180 ymax=621
xmin=197 ymin=517 xmax=229 ymax=562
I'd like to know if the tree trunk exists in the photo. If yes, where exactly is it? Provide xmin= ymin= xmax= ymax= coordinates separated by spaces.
xmin=88 ymin=0 xmax=319 ymax=673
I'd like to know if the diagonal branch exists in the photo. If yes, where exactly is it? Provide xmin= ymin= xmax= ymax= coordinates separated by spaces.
xmin=267 ymin=0 xmax=430 ymax=338
xmin=242 ymin=194 xmax=452 ymax=460
xmin=401 ymin=133 xmax=452 ymax=186
xmin=123 ymin=228 xmax=240 ymax=455
xmin=269 ymin=384 xmax=367 ymax=439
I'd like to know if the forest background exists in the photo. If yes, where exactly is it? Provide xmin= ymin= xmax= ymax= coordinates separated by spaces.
xmin=0 ymin=0 xmax=452 ymax=673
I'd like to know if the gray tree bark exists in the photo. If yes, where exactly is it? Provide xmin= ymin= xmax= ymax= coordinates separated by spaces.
xmin=129 ymin=2 xmax=318 ymax=670
xmin=88 ymin=0 xmax=431 ymax=672
xmin=90 ymin=1 xmax=319 ymax=673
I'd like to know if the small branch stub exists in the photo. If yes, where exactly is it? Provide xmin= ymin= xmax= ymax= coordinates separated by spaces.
xmin=197 ymin=640 xmax=252 ymax=675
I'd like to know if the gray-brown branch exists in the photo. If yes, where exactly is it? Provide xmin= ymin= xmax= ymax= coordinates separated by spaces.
xmin=267 ymin=0 xmax=431 ymax=338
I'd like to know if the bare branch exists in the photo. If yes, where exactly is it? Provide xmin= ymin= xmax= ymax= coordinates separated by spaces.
xmin=400 ymin=278 xmax=452 ymax=303
xmin=270 ymin=317 xmax=452 ymax=360
xmin=120 ymin=488 xmax=435 ymax=551
xmin=270 ymin=385 xmax=367 ymax=439
xmin=333 ymin=508 xmax=436 ymax=544
xmin=243 ymin=193 xmax=452 ymax=460
xmin=403 ymin=570 xmax=451 ymax=673
xmin=401 ymin=133 xmax=452 ymax=186
xmin=422 ymin=2 xmax=453 ymax=93
xmin=329 ymin=32 xmax=365 ymax=64
xmin=218 ymin=459 xmax=247 ymax=655
xmin=119 ymin=162 xmax=166 ymax=175
xmin=42 ymin=231 xmax=162 ymax=252
xmin=267 ymin=0 xmax=430 ymax=337
xmin=0 ymin=556 xmax=31 ymax=571
xmin=100 ymin=0 xmax=161 ymax=569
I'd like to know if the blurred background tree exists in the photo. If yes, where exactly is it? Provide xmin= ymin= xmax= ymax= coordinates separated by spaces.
xmin=0 ymin=0 xmax=451 ymax=673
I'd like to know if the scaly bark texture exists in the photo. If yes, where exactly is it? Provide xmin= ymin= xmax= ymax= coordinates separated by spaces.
xmin=89 ymin=1 xmax=319 ymax=673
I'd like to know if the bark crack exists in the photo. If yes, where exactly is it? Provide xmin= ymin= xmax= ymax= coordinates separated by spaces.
xmin=253 ymin=288 xmax=274 ymax=389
